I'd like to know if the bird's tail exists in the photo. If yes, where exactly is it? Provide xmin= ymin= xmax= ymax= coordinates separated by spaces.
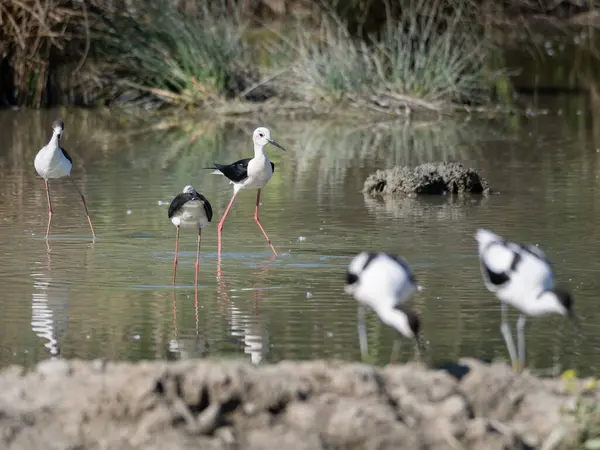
xmin=475 ymin=228 xmax=501 ymax=253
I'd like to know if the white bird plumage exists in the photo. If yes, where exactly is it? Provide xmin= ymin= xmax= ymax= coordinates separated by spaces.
xmin=475 ymin=228 xmax=579 ymax=371
xmin=211 ymin=127 xmax=282 ymax=193
xmin=168 ymin=185 xmax=213 ymax=285
xmin=168 ymin=185 xmax=212 ymax=230
xmin=345 ymin=252 xmax=421 ymax=358
xmin=34 ymin=119 xmax=96 ymax=239
xmin=34 ymin=121 xmax=72 ymax=180
xmin=209 ymin=127 xmax=287 ymax=256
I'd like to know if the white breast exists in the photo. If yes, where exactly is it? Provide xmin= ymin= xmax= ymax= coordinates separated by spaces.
xmin=171 ymin=200 xmax=210 ymax=229
xmin=34 ymin=146 xmax=72 ymax=180
xmin=244 ymin=156 xmax=273 ymax=188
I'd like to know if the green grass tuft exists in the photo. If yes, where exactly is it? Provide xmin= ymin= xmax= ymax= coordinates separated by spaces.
xmin=290 ymin=0 xmax=492 ymax=112
xmin=97 ymin=0 xmax=259 ymax=107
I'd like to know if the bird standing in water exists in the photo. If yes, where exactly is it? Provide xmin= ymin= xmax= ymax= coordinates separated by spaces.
xmin=475 ymin=228 xmax=581 ymax=372
xmin=345 ymin=251 xmax=421 ymax=360
xmin=168 ymin=185 xmax=213 ymax=285
xmin=209 ymin=127 xmax=287 ymax=256
xmin=34 ymin=119 xmax=96 ymax=239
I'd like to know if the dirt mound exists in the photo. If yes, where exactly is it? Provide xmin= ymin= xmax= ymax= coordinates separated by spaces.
xmin=363 ymin=162 xmax=490 ymax=198
xmin=0 ymin=358 xmax=597 ymax=449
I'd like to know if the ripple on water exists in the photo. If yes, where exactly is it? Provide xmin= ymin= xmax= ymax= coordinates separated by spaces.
xmin=0 ymin=110 xmax=599 ymax=375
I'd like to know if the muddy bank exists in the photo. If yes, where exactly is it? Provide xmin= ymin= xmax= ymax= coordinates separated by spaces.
xmin=1 ymin=358 xmax=598 ymax=449
xmin=363 ymin=162 xmax=490 ymax=198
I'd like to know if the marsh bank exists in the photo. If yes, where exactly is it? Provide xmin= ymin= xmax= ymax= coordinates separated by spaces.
xmin=1 ymin=358 xmax=599 ymax=449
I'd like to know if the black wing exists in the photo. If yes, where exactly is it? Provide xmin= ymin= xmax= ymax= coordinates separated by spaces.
xmin=271 ymin=162 xmax=275 ymax=174
xmin=481 ymin=262 xmax=511 ymax=287
xmin=198 ymin=193 xmax=213 ymax=222
xmin=361 ymin=252 xmax=379 ymax=270
xmin=361 ymin=252 xmax=417 ymax=285
xmin=60 ymin=147 xmax=72 ymax=164
xmin=214 ymin=158 xmax=252 ymax=183
xmin=514 ymin=242 xmax=551 ymax=267
xmin=168 ymin=193 xmax=194 ymax=218
xmin=479 ymin=241 xmax=521 ymax=288
xmin=387 ymin=254 xmax=417 ymax=285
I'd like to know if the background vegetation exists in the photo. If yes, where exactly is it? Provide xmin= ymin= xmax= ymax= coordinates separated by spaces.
xmin=1 ymin=0 xmax=599 ymax=115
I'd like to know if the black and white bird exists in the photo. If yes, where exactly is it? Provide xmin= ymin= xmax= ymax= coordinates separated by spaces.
xmin=345 ymin=252 xmax=421 ymax=358
xmin=34 ymin=119 xmax=95 ymax=239
xmin=208 ymin=127 xmax=287 ymax=257
xmin=475 ymin=228 xmax=580 ymax=371
xmin=168 ymin=185 xmax=213 ymax=285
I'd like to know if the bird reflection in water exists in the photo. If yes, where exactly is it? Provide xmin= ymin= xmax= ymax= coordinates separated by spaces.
xmin=170 ymin=284 xmax=203 ymax=359
xmin=31 ymin=243 xmax=65 ymax=359
xmin=216 ymin=253 xmax=275 ymax=364
xmin=32 ymin=240 xmax=95 ymax=360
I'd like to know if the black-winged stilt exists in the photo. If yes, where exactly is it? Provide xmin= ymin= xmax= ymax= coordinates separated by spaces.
xmin=345 ymin=252 xmax=421 ymax=359
xmin=475 ymin=228 xmax=581 ymax=372
xmin=168 ymin=185 xmax=213 ymax=285
xmin=208 ymin=127 xmax=287 ymax=256
xmin=34 ymin=119 xmax=96 ymax=239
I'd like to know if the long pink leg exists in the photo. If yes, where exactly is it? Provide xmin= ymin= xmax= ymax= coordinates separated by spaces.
xmin=172 ymin=286 xmax=178 ymax=339
xmin=254 ymin=188 xmax=277 ymax=256
xmin=173 ymin=226 xmax=180 ymax=285
xmin=69 ymin=178 xmax=96 ymax=238
xmin=217 ymin=191 xmax=238 ymax=256
xmin=195 ymin=228 xmax=202 ymax=286
xmin=44 ymin=180 xmax=53 ymax=240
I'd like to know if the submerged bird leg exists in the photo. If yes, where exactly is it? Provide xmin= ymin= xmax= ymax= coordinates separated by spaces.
xmin=173 ymin=226 xmax=180 ymax=285
xmin=516 ymin=314 xmax=527 ymax=373
xmin=389 ymin=338 xmax=402 ymax=364
xmin=195 ymin=228 xmax=201 ymax=286
xmin=413 ymin=337 xmax=423 ymax=363
xmin=194 ymin=283 xmax=199 ymax=337
xmin=500 ymin=303 xmax=519 ymax=371
xmin=173 ymin=285 xmax=178 ymax=339
xmin=357 ymin=305 xmax=368 ymax=358
xmin=217 ymin=191 xmax=238 ymax=256
xmin=69 ymin=178 xmax=96 ymax=238
xmin=254 ymin=188 xmax=277 ymax=256
xmin=44 ymin=179 xmax=53 ymax=239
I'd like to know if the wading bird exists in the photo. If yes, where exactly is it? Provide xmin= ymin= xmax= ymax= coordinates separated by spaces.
xmin=168 ymin=185 xmax=213 ymax=285
xmin=208 ymin=127 xmax=287 ymax=256
xmin=34 ymin=119 xmax=95 ymax=239
xmin=345 ymin=252 xmax=421 ymax=359
xmin=475 ymin=228 xmax=581 ymax=372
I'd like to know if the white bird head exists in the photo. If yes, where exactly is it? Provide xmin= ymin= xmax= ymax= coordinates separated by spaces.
xmin=182 ymin=185 xmax=196 ymax=194
xmin=252 ymin=127 xmax=287 ymax=152
xmin=52 ymin=119 xmax=64 ymax=138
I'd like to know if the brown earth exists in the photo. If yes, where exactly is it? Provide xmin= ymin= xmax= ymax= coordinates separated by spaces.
xmin=363 ymin=162 xmax=490 ymax=198
xmin=0 ymin=358 xmax=598 ymax=449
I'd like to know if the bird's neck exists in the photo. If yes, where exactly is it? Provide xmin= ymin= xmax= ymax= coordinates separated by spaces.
xmin=375 ymin=306 xmax=413 ymax=338
xmin=48 ymin=133 xmax=61 ymax=150
xmin=253 ymin=144 xmax=268 ymax=160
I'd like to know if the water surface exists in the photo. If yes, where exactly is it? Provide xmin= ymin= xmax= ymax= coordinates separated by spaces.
xmin=1 ymin=105 xmax=599 ymax=375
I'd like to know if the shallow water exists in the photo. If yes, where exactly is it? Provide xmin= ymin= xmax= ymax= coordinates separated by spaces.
xmin=1 ymin=104 xmax=599 ymax=375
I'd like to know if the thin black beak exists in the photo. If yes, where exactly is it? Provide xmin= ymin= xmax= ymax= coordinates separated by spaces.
xmin=268 ymin=139 xmax=287 ymax=152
